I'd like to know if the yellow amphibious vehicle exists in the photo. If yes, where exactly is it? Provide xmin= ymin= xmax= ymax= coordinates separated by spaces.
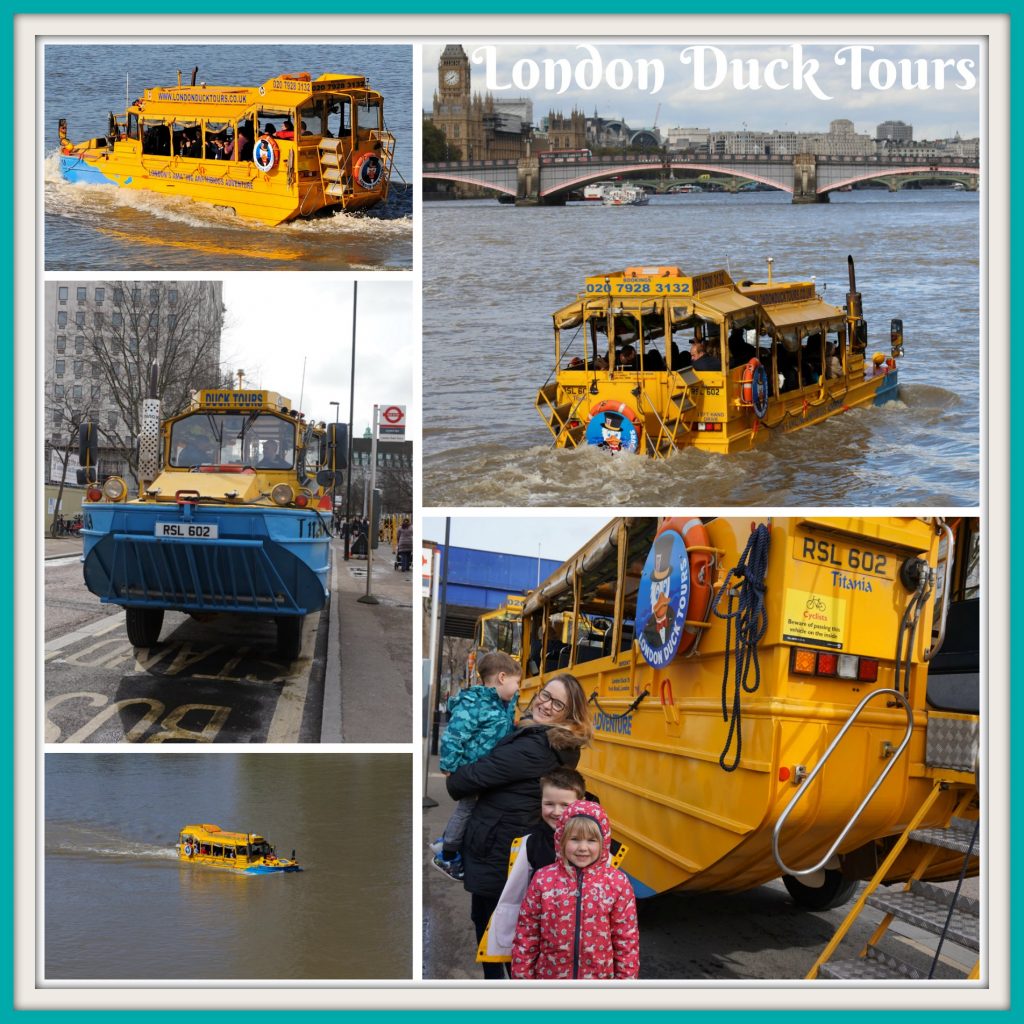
xmin=536 ymin=258 xmax=903 ymax=456
xmin=178 ymin=824 xmax=300 ymax=873
xmin=58 ymin=70 xmax=395 ymax=225
xmin=508 ymin=516 xmax=980 ymax=978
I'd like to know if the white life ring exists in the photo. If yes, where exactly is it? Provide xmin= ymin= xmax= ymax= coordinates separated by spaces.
xmin=184 ymin=843 xmax=194 ymax=856
xmin=253 ymin=136 xmax=280 ymax=173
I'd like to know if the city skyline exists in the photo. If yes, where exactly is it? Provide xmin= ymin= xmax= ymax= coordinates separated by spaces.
xmin=423 ymin=41 xmax=981 ymax=141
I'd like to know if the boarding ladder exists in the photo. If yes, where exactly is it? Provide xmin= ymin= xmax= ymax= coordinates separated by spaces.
xmin=317 ymin=130 xmax=395 ymax=206
xmin=535 ymin=383 xmax=587 ymax=449
xmin=773 ymin=691 xmax=980 ymax=980
xmin=644 ymin=367 xmax=699 ymax=458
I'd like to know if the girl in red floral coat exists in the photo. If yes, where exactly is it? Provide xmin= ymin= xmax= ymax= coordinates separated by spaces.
xmin=511 ymin=800 xmax=639 ymax=979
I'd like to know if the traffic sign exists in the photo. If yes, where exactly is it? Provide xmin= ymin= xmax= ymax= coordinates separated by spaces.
xmin=378 ymin=404 xmax=406 ymax=438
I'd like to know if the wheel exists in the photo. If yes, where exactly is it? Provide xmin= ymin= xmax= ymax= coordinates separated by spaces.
xmin=276 ymin=615 xmax=304 ymax=661
xmin=782 ymin=869 xmax=858 ymax=910
xmin=125 ymin=607 xmax=164 ymax=647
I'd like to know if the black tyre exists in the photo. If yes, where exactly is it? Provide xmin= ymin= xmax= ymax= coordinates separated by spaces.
xmin=782 ymin=869 xmax=858 ymax=910
xmin=125 ymin=607 xmax=165 ymax=647
xmin=276 ymin=615 xmax=304 ymax=662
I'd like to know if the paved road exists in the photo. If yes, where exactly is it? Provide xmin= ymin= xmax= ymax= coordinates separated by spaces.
xmin=43 ymin=536 xmax=412 ymax=743
xmin=422 ymin=756 xmax=978 ymax=981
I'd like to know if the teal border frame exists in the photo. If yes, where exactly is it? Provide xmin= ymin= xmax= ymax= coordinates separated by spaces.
xmin=9 ymin=4 xmax=1014 ymax=1019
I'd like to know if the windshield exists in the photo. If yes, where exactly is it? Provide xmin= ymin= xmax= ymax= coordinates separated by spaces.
xmin=169 ymin=412 xmax=296 ymax=469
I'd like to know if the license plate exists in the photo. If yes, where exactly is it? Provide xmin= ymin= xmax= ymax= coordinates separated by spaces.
xmin=156 ymin=522 xmax=219 ymax=539
xmin=794 ymin=533 xmax=895 ymax=580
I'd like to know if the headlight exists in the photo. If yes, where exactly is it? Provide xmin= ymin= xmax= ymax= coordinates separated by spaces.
xmin=271 ymin=483 xmax=294 ymax=506
xmin=102 ymin=476 xmax=128 ymax=501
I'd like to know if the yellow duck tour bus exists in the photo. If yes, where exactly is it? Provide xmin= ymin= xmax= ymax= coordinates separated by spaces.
xmin=509 ymin=516 xmax=980 ymax=979
xmin=178 ymin=824 xmax=301 ymax=874
xmin=536 ymin=257 xmax=904 ymax=457
xmin=58 ymin=69 xmax=395 ymax=225
xmin=78 ymin=373 xmax=346 ymax=661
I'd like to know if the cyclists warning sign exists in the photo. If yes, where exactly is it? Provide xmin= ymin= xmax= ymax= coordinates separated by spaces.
xmin=378 ymin=404 xmax=406 ymax=438
xmin=782 ymin=589 xmax=846 ymax=649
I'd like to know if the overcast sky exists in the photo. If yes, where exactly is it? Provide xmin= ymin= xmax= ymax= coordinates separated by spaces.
xmin=423 ymin=515 xmax=611 ymax=561
xmin=219 ymin=277 xmax=413 ymax=438
xmin=424 ymin=40 xmax=981 ymax=140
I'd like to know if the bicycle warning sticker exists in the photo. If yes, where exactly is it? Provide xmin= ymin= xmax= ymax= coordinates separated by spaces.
xmin=782 ymin=589 xmax=847 ymax=650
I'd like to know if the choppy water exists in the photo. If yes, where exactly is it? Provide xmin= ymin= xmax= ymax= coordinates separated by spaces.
xmin=422 ymin=190 xmax=980 ymax=506
xmin=43 ymin=44 xmax=412 ymax=271
xmin=45 ymin=753 xmax=412 ymax=979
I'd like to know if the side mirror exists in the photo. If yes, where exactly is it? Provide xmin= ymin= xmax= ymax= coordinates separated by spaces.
xmin=76 ymin=466 xmax=97 ymax=485
xmin=78 ymin=421 xmax=98 ymax=466
xmin=890 ymin=318 xmax=904 ymax=357
xmin=328 ymin=422 xmax=349 ymax=470
xmin=316 ymin=469 xmax=336 ymax=487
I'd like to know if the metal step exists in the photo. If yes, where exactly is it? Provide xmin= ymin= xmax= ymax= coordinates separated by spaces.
xmin=324 ymin=184 xmax=347 ymax=197
xmin=819 ymin=945 xmax=924 ymax=981
xmin=318 ymin=151 xmax=341 ymax=167
xmin=909 ymin=817 xmax=980 ymax=856
xmin=867 ymin=880 xmax=979 ymax=951
xmin=322 ymin=168 xmax=345 ymax=183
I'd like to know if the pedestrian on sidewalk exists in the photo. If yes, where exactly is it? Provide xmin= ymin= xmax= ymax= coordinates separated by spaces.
xmin=396 ymin=518 xmax=413 ymax=571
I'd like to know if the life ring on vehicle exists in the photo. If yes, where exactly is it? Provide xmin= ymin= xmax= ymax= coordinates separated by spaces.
xmin=585 ymin=400 xmax=641 ymax=454
xmin=354 ymin=152 xmax=385 ymax=190
xmin=184 ymin=844 xmax=194 ymax=856
xmin=253 ymin=136 xmax=280 ymax=173
xmin=740 ymin=358 xmax=770 ymax=419
xmin=655 ymin=517 xmax=714 ymax=655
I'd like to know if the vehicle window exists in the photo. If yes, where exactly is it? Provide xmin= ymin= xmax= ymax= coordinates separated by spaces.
xmin=169 ymin=413 xmax=296 ymax=468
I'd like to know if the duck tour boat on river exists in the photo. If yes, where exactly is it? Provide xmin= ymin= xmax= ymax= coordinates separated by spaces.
xmin=58 ymin=69 xmax=395 ymax=225
xmin=535 ymin=257 xmax=903 ymax=457
xmin=178 ymin=824 xmax=301 ymax=873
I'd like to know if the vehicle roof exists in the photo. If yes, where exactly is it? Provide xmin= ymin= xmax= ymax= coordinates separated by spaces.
xmin=134 ymin=73 xmax=374 ymax=118
xmin=180 ymin=824 xmax=265 ymax=844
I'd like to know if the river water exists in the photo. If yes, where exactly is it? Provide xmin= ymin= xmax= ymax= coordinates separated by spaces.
xmin=422 ymin=190 xmax=980 ymax=507
xmin=43 ymin=44 xmax=413 ymax=271
xmin=45 ymin=753 xmax=412 ymax=980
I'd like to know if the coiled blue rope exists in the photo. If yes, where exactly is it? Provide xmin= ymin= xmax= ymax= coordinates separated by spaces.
xmin=709 ymin=523 xmax=771 ymax=772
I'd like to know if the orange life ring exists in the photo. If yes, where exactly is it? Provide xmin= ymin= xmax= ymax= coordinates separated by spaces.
xmin=740 ymin=358 xmax=769 ymax=418
xmin=655 ymin=517 xmax=714 ymax=655
xmin=354 ymin=151 xmax=385 ymax=189
xmin=590 ymin=399 xmax=638 ymax=425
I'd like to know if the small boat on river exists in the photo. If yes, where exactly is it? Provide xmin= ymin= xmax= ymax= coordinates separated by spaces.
xmin=178 ymin=824 xmax=301 ymax=873
xmin=602 ymin=185 xmax=649 ymax=206
xmin=57 ymin=70 xmax=395 ymax=225
xmin=535 ymin=257 xmax=904 ymax=456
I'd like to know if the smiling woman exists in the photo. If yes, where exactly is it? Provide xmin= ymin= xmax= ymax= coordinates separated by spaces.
xmin=445 ymin=672 xmax=593 ymax=979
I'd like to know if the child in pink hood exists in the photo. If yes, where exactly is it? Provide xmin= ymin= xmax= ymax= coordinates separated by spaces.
xmin=511 ymin=800 xmax=639 ymax=979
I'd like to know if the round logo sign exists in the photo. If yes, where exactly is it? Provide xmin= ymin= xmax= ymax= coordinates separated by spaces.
xmin=585 ymin=411 xmax=639 ymax=454
xmin=253 ymin=137 xmax=278 ymax=173
xmin=382 ymin=405 xmax=404 ymax=425
xmin=357 ymin=154 xmax=384 ymax=189
xmin=634 ymin=528 xmax=691 ymax=668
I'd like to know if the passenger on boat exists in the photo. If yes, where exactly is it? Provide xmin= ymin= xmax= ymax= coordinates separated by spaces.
xmin=728 ymin=327 xmax=757 ymax=368
xmin=566 ymin=356 xmax=584 ymax=370
xmin=257 ymin=439 xmax=289 ymax=469
xmin=237 ymin=123 xmax=254 ymax=161
xmin=670 ymin=340 xmax=691 ymax=370
xmin=300 ymin=120 xmax=313 ymax=136
xmin=642 ymin=347 xmax=665 ymax=370
xmin=825 ymin=341 xmax=842 ymax=379
xmin=616 ymin=346 xmax=637 ymax=369
xmin=689 ymin=339 xmax=721 ymax=372
xmin=776 ymin=348 xmax=799 ymax=392
xmin=594 ymin=354 xmax=609 ymax=371
xmin=277 ymin=119 xmax=295 ymax=140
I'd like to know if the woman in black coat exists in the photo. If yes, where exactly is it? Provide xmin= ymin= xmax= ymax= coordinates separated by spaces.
xmin=446 ymin=672 xmax=593 ymax=979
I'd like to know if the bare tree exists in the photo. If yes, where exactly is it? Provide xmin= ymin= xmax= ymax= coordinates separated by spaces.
xmin=45 ymin=390 xmax=95 ymax=534
xmin=77 ymin=282 xmax=229 ymax=481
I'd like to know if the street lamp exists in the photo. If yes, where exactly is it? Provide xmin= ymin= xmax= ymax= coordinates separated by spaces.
xmin=329 ymin=400 xmax=340 ymax=534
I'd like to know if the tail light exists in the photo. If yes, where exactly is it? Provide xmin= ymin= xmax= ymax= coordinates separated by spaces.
xmin=790 ymin=647 xmax=879 ymax=683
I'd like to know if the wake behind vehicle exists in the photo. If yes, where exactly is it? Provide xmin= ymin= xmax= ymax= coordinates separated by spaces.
xmin=178 ymin=824 xmax=301 ymax=873
xmin=58 ymin=69 xmax=395 ymax=225
xmin=77 ymin=378 xmax=347 ymax=660
xmin=536 ymin=257 xmax=904 ymax=456
xmin=504 ymin=516 xmax=980 ymax=977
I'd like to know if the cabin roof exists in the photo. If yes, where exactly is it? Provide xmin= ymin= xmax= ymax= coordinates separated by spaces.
xmin=135 ymin=73 xmax=372 ymax=117
xmin=181 ymin=824 xmax=265 ymax=845
xmin=759 ymin=297 xmax=845 ymax=330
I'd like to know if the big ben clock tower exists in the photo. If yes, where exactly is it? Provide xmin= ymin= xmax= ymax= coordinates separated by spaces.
xmin=433 ymin=44 xmax=478 ymax=159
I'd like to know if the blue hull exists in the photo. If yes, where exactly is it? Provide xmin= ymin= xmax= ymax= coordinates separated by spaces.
xmin=244 ymin=865 xmax=302 ymax=874
xmin=59 ymin=153 xmax=124 ymax=186
xmin=873 ymin=369 xmax=899 ymax=405
xmin=81 ymin=503 xmax=330 ymax=616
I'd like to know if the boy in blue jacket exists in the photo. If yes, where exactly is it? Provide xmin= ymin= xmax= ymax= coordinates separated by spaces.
xmin=432 ymin=651 xmax=520 ymax=880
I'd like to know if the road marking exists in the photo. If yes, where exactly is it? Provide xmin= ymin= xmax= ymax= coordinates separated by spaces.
xmin=45 ymin=555 xmax=82 ymax=568
xmin=265 ymin=610 xmax=321 ymax=743
xmin=45 ymin=612 xmax=126 ymax=655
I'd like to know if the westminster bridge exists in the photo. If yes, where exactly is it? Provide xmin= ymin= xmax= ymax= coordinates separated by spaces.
xmin=422 ymin=152 xmax=980 ymax=205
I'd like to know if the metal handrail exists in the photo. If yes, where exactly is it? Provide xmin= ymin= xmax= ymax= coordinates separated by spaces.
xmin=924 ymin=520 xmax=955 ymax=661
xmin=772 ymin=687 xmax=913 ymax=877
